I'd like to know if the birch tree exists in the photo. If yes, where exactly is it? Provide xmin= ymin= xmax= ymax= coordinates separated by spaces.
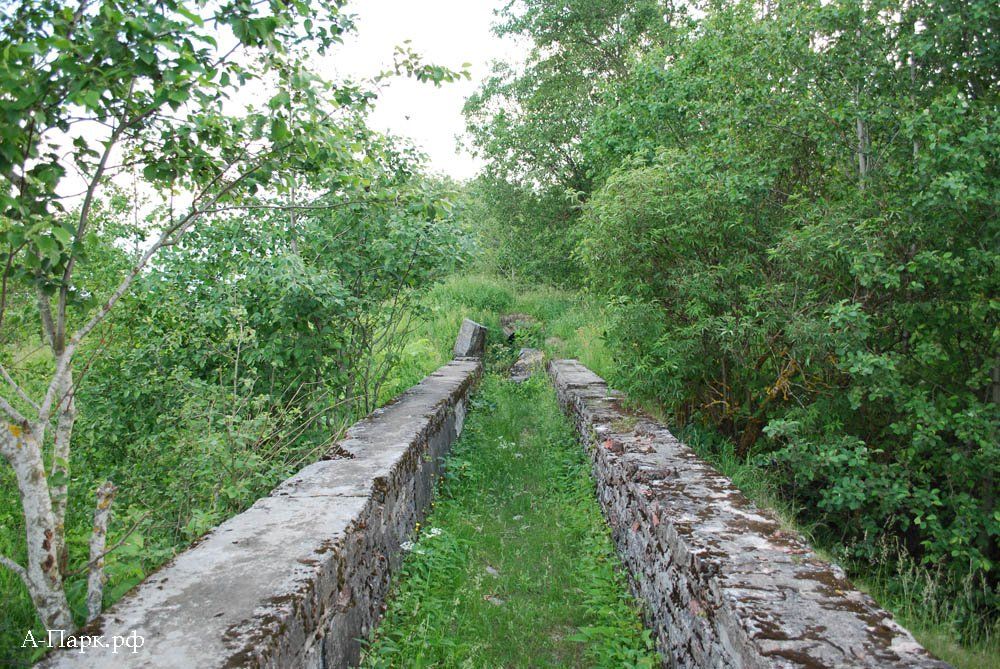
xmin=0 ymin=0 xmax=454 ymax=631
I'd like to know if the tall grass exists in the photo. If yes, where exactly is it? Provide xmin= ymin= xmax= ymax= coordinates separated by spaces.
xmin=362 ymin=374 xmax=658 ymax=668
xmin=393 ymin=274 xmax=614 ymax=381
xmin=407 ymin=273 xmax=998 ymax=669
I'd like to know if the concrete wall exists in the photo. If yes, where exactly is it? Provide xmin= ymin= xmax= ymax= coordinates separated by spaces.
xmin=549 ymin=359 xmax=950 ymax=669
xmin=38 ymin=358 xmax=481 ymax=669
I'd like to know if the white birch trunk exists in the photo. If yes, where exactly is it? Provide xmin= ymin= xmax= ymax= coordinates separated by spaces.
xmin=1 ymin=424 xmax=73 ymax=630
xmin=86 ymin=481 xmax=117 ymax=623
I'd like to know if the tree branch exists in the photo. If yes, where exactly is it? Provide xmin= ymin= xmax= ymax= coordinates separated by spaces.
xmin=0 ymin=554 xmax=30 ymax=592
xmin=0 ymin=393 xmax=28 ymax=425
xmin=0 ymin=241 xmax=27 ymax=337
xmin=67 ymin=508 xmax=148 ymax=579
xmin=36 ymin=286 xmax=56 ymax=350
xmin=0 ymin=363 xmax=39 ymax=412
xmin=85 ymin=481 xmax=116 ymax=623
xmin=199 ymin=201 xmax=363 ymax=214
xmin=57 ymin=82 xmax=135 ymax=351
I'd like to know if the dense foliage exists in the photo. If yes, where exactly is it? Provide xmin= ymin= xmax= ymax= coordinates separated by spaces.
xmin=0 ymin=0 xmax=467 ymax=662
xmin=463 ymin=0 xmax=681 ymax=286
xmin=467 ymin=0 xmax=998 ymax=635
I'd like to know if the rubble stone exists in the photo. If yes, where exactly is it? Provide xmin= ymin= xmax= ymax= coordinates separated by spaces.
xmin=453 ymin=318 xmax=487 ymax=358
xmin=549 ymin=358 xmax=950 ymax=669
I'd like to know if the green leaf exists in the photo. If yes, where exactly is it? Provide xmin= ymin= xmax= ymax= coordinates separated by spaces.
xmin=80 ymin=89 xmax=101 ymax=108
xmin=270 ymin=118 xmax=290 ymax=141
xmin=51 ymin=226 xmax=72 ymax=247
xmin=175 ymin=4 xmax=204 ymax=26
xmin=35 ymin=236 xmax=60 ymax=263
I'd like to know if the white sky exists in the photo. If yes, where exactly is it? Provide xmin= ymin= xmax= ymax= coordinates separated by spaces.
xmin=330 ymin=0 xmax=522 ymax=180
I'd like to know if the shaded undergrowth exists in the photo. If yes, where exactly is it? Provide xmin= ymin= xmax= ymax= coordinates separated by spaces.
xmin=361 ymin=373 xmax=658 ymax=668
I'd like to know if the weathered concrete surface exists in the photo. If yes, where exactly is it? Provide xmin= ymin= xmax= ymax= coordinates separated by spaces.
xmin=510 ymin=347 xmax=544 ymax=383
xmin=38 ymin=359 xmax=481 ymax=669
xmin=549 ymin=359 xmax=950 ymax=669
xmin=452 ymin=318 xmax=487 ymax=358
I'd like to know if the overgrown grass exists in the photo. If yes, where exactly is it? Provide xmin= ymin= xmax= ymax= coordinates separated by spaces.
xmin=362 ymin=374 xmax=658 ymax=668
xmin=389 ymin=274 xmax=614 ymax=386
xmin=407 ymin=273 xmax=998 ymax=669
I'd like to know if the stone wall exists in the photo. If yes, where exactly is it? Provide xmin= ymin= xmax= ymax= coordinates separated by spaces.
xmin=549 ymin=359 xmax=950 ymax=669
xmin=39 ymin=357 xmax=481 ymax=669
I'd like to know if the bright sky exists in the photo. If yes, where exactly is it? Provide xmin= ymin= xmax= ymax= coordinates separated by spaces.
xmin=331 ymin=0 xmax=521 ymax=180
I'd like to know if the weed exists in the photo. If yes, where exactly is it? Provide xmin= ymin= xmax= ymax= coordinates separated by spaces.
xmin=361 ymin=375 xmax=658 ymax=668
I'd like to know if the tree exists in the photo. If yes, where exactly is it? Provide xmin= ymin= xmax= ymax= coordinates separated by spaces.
xmin=465 ymin=0 xmax=680 ymax=190
xmin=461 ymin=0 xmax=682 ymax=285
xmin=472 ymin=0 xmax=998 ymax=631
xmin=0 ymin=0 xmax=465 ymax=631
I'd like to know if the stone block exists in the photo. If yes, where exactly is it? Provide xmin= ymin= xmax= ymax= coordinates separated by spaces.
xmin=38 ymin=359 xmax=482 ymax=668
xmin=452 ymin=318 xmax=487 ymax=358
xmin=510 ymin=347 xmax=544 ymax=382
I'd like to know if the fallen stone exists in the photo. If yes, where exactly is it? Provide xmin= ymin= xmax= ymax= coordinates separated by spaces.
xmin=453 ymin=318 xmax=488 ymax=358
xmin=510 ymin=347 xmax=545 ymax=382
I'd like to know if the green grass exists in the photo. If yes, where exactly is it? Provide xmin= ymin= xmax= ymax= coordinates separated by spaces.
xmin=854 ymin=548 xmax=1000 ymax=669
xmin=392 ymin=274 xmax=614 ymax=382
xmin=361 ymin=374 xmax=658 ymax=668
xmin=400 ymin=273 xmax=997 ymax=669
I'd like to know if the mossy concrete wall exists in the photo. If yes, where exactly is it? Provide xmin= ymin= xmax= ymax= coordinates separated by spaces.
xmin=38 ymin=358 xmax=481 ymax=669
xmin=549 ymin=359 xmax=950 ymax=669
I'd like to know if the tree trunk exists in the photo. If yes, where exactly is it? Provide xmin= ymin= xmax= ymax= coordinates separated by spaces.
xmin=87 ymin=481 xmax=117 ymax=623
xmin=1 ymin=424 xmax=73 ymax=630
xmin=856 ymin=114 xmax=869 ymax=188
xmin=50 ymin=368 xmax=76 ymax=573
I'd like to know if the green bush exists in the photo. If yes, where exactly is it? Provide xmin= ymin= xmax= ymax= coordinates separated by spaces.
xmin=0 ymin=163 xmax=468 ymax=664
xmin=574 ymin=0 xmax=999 ymax=634
xmin=462 ymin=178 xmax=583 ymax=287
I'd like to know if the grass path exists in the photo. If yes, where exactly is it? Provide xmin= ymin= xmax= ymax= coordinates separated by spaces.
xmin=361 ymin=373 xmax=658 ymax=668
xmin=374 ymin=274 xmax=996 ymax=669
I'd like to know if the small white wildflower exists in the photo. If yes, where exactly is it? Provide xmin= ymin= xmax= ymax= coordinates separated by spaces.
xmin=400 ymin=541 xmax=415 ymax=551
xmin=426 ymin=527 xmax=443 ymax=538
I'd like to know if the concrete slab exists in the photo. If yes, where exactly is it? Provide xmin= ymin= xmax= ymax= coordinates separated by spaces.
xmin=38 ymin=359 xmax=481 ymax=669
